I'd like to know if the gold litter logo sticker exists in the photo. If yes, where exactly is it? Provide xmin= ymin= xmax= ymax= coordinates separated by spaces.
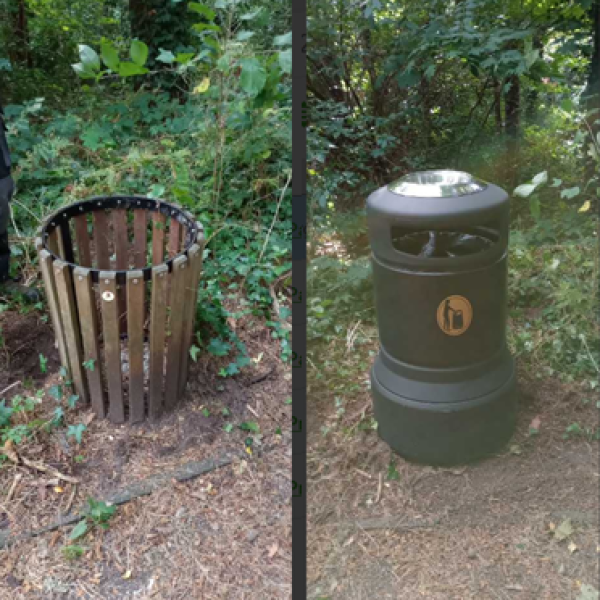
xmin=437 ymin=295 xmax=472 ymax=336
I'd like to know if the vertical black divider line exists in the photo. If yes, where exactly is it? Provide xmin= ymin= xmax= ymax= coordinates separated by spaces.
xmin=292 ymin=0 xmax=306 ymax=598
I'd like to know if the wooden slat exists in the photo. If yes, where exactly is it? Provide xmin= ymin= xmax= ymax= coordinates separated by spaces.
xmin=133 ymin=210 xmax=147 ymax=269
xmin=54 ymin=261 xmax=89 ymax=403
xmin=73 ymin=215 xmax=91 ymax=267
xmin=113 ymin=209 xmax=129 ymax=270
xmin=35 ymin=240 xmax=70 ymax=372
xmin=93 ymin=211 xmax=111 ymax=270
xmin=113 ymin=209 xmax=129 ymax=334
xmin=99 ymin=271 xmax=124 ymax=423
xmin=148 ymin=264 xmax=168 ymax=420
xmin=164 ymin=255 xmax=188 ymax=410
xmin=178 ymin=243 xmax=203 ymax=397
xmin=127 ymin=270 xmax=145 ymax=424
xmin=73 ymin=267 xmax=105 ymax=418
xmin=152 ymin=211 xmax=166 ymax=265
xmin=168 ymin=218 xmax=181 ymax=258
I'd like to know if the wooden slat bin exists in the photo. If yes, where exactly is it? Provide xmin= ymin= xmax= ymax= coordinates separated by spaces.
xmin=35 ymin=196 xmax=205 ymax=424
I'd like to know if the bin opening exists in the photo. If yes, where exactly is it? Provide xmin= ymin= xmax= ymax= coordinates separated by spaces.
xmin=391 ymin=227 xmax=499 ymax=258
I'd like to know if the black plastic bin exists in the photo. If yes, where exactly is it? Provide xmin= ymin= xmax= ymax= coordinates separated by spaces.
xmin=367 ymin=170 xmax=518 ymax=466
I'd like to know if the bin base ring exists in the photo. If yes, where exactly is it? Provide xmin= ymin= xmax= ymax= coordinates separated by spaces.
xmin=371 ymin=360 xmax=518 ymax=466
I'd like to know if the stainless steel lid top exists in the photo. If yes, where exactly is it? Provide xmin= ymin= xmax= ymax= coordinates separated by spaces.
xmin=388 ymin=170 xmax=488 ymax=198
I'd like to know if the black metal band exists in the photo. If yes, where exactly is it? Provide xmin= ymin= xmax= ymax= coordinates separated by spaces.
xmin=40 ymin=195 xmax=200 ymax=285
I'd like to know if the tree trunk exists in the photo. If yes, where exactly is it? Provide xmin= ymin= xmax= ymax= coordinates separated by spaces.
xmin=493 ymin=78 xmax=503 ymax=134
xmin=583 ymin=1 xmax=600 ymax=183
xmin=525 ymin=36 xmax=543 ymax=124
xmin=128 ymin=0 xmax=192 ymax=97
xmin=10 ymin=0 xmax=32 ymax=68
xmin=504 ymin=74 xmax=520 ymax=188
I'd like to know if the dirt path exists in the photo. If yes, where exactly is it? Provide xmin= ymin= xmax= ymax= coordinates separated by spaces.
xmin=0 ymin=310 xmax=292 ymax=599
xmin=307 ymin=339 xmax=599 ymax=600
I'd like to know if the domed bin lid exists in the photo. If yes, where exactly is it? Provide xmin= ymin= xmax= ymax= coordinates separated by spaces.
xmin=367 ymin=170 xmax=509 ymax=226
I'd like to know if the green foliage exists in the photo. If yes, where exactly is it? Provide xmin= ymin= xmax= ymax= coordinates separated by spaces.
xmin=62 ymin=545 xmax=85 ymax=561
xmin=239 ymin=421 xmax=260 ymax=432
xmin=69 ymin=497 xmax=116 ymax=541
xmin=3 ymin=0 xmax=292 ymax=369
xmin=83 ymin=497 xmax=117 ymax=527
xmin=82 ymin=359 xmax=96 ymax=372
xmin=67 ymin=423 xmax=86 ymax=444
xmin=308 ymin=0 xmax=597 ymax=209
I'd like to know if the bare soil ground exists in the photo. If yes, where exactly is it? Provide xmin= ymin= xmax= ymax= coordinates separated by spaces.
xmin=307 ymin=333 xmax=599 ymax=600
xmin=0 ymin=308 xmax=292 ymax=599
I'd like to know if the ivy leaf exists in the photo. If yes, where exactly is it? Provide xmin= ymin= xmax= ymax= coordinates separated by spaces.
xmin=274 ymin=31 xmax=292 ymax=46
xmin=101 ymin=42 xmax=119 ymax=70
xmin=52 ymin=406 xmax=64 ymax=425
xmin=532 ymin=171 xmax=547 ymax=185
xmin=239 ymin=58 xmax=267 ymax=96
xmin=239 ymin=421 xmax=260 ymax=432
xmin=236 ymin=31 xmax=255 ymax=41
xmin=550 ymin=178 xmax=562 ymax=187
xmin=69 ymin=519 xmax=88 ymax=541
xmin=189 ymin=2 xmax=216 ymax=20
xmin=67 ymin=423 xmax=87 ymax=444
xmin=189 ymin=345 xmax=201 ymax=362
xmin=81 ymin=126 xmax=107 ymax=151
xmin=235 ymin=355 xmax=251 ymax=368
xmin=156 ymin=49 xmax=176 ymax=64
xmin=560 ymin=186 xmax=580 ymax=200
xmin=278 ymin=49 xmax=292 ymax=74
xmin=130 ymin=40 xmax=149 ymax=67
xmin=207 ymin=338 xmax=230 ymax=357
xmin=513 ymin=183 xmax=537 ymax=198
xmin=49 ymin=385 xmax=63 ymax=401
xmin=0 ymin=400 xmax=13 ymax=427
xmin=225 ymin=362 xmax=240 ymax=376
xmin=78 ymin=44 xmax=100 ymax=71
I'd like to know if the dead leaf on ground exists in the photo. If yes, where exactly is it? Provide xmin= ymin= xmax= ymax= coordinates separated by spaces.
xmin=3 ymin=440 xmax=19 ymax=463
xmin=82 ymin=412 xmax=95 ymax=426
xmin=568 ymin=541 xmax=578 ymax=554
xmin=553 ymin=518 xmax=574 ymax=541
xmin=577 ymin=583 xmax=600 ymax=600
xmin=268 ymin=542 xmax=279 ymax=558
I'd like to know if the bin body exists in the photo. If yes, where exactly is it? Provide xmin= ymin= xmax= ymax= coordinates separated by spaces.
xmin=367 ymin=171 xmax=517 ymax=465
xmin=36 ymin=196 xmax=205 ymax=424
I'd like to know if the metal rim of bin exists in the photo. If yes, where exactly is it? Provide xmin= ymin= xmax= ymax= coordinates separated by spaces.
xmin=34 ymin=195 xmax=206 ymax=425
